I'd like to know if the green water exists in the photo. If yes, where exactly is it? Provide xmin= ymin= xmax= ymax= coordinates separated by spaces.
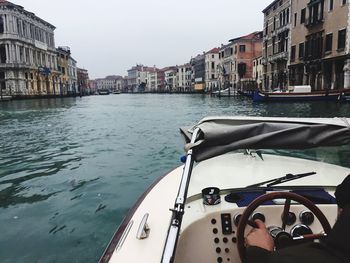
xmin=1 ymin=95 xmax=350 ymax=262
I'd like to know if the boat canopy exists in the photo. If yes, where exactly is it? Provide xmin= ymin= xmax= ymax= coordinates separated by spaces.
xmin=180 ymin=117 xmax=350 ymax=162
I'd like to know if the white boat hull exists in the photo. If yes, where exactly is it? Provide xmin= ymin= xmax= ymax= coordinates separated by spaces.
xmin=102 ymin=153 xmax=349 ymax=262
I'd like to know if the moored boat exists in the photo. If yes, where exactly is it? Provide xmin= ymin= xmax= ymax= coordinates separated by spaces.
xmin=0 ymin=95 xmax=12 ymax=102
xmin=211 ymin=88 xmax=237 ymax=97
xmin=237 ymin=90 xmax=255 ymax=98
xmin=100 ymin=116 xmax=350 ymax=263
xmin=98 ymin=89 xmax=110 ymax=95
xmin=253 ymin=86 xmax=350 ymax=102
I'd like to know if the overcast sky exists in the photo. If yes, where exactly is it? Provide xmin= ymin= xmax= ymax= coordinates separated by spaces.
xmin=14 ymin=0 xmax=272 ymax=79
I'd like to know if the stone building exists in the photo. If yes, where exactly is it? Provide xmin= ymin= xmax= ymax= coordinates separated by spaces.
xmin=190 ymin=54 xmax=206 ymax=92
xmin=157 ymin=69 xmax=165 ymax=92
xmin=205 ymin=48 xmax=220 ymax=93
xmin=144 ymin=67 xmax=157 ymax=92
xmin=89 ymin=79 xmax=97 ymax=94
xmin=77 ymin=68 xmax=89 ymax=95
xmin=127 ymin=65 xmax=148 ymax=92
xmin=57 ymin=46 xmax=77 ymax=96
xmin=218 ymin=43 xmax=234 ymax=91
xmin=164 ymin=66 xmax=177 ymax=92
xmin=262 ymin=0 xmax=292 ymax=91
xmin=177 ymin=63 xmax=192 ymax=92
xmin=253 ymin=56 xmax=264 ymax=89
xmin=96 ymin=75 xmax=124 ymax=92
xmin=289 ymin=0 xmax=350 ymax=91
xmin=230 ymin=31 xmax=263 ymax=90
xmin=0 ymin=0 xmax=59 ymax=97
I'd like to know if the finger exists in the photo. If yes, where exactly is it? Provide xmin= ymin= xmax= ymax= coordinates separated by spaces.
xmin=254 ymin=219 xmax=266 ymax=229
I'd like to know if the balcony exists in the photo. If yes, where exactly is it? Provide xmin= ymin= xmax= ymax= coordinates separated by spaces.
xmin=275 ymin=24 xmax=289 ymax=35
xmin=305 ymin=17 xmax=324 ymax=28
xmin=267 ymin=51 xmax=288 ymax=63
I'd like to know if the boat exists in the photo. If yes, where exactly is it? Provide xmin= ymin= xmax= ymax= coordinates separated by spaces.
xmin=211 ymin=88 xmax=237 ymax=97
xmin=237 ymin=89 xmax=255 ymax=98
xmin=98 ymin=89 xmax=110 ymax=95
xmin=112 ymin=90 xmax=121 ymax=94
xmin=100 ymin=116 xmax=350 ymax=263
xmin=0 ymin=95 xmax=12 ymax=102
xmin=253 ymin=85 xmax=350 ymax=102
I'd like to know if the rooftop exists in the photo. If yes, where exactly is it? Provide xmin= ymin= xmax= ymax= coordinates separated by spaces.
xmin=0 ymin=0 xmax=56 ymax=29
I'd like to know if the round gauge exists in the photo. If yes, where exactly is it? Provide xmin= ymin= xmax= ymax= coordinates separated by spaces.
xmin=290 ymin=224 xmax=313 ymax=237
xmin=299 ymin=211 xmax=314 ymax=225
xmin=234 ymin=214 xmax=242 ymax=227
xmin=284 ymin=211 xmax=297 ymax=226
xmin=251 ymin=212 xmax=266 ymax=223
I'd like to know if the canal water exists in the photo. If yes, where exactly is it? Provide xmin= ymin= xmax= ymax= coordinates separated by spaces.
xmin=1 ymin=95 xmax=350 ymax=263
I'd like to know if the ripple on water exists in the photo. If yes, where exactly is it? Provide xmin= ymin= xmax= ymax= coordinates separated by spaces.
xmin=1 ymin=96 xmax=350 ymax=263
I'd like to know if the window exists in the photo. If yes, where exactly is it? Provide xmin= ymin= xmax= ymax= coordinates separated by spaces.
xmin=291 ymin=45 xmax=296 ymax=62
xmin=342 ymin=0 xmax=347 ymax=5
xmin=239 ymin=45 xmax=246 ymax=52
xmin=325 ymin=33 xmax=333 ymax=52
xmin=299 ymin=43 xmax=304 ymax=58
xmin=338 ymin=29 xmax=346 ymax=49
xmin=0 ymin=16 xmax=4 ymax=34
xmin=329 ymin=0 xmax=333 ymax=11
xmin=301 ymin=8 xmax=306 ymax=24
xmin=211 ymin=62 xmax=215 ymax=69
xmin=0 ymin=71 xmax=5 ymax=90
xmin=0 ymin=45 xmax=6 ymax=63
xmin=294 ymin=13 xmax=297 ymax=27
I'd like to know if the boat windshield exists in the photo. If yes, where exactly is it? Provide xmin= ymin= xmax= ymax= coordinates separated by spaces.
xmin=255 ymin=145 xmax=350 ymax=169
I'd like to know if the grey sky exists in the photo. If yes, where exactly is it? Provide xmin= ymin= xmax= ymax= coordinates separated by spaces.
xmin=14 ymin=0 xmax=272 ymax=79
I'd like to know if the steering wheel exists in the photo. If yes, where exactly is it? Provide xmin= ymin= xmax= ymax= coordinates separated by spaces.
xmin=236 ymin=192 xmax=332 ymax=262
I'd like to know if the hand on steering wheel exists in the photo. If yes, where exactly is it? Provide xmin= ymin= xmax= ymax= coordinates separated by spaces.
xmin=245 ymin=220 xmax=274 ymax=251
xmin=236 ymin=192 xmax=332 ymax=262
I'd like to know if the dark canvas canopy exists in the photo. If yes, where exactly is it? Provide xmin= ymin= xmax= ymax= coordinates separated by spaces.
xmin=180 ymin=117 xmax=350 ymax=162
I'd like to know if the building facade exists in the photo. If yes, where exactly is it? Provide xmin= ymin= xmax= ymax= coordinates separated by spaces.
xmin=289 ymin=0 xmax=350 ymax=91
xmin=205 ymin=48 xmax=220 ymax=92
xmin=262 ymin=0 xmax=292 ymax=91
xmin=77 ymin=68 xmax=89 ymax=95
xmin=177 ymin=64 xmax=192 ymax=92
xmin=0 ymin=0 xmax=59 ymax=97
xmin=191 ymin=54 xmax=206 ymax=92
xmin=56 ymin=46 xmax=77 ymax=96
xmin=164 ymin=66 xmax=177 ymax=92
xmin=218 ymin=43 xmax=234 ymax=91
xmin=253 ymin=56 xmax=264 ymax=89
xmin=127 ymin=65 xmax=148 ymax=92
xmin=145 ymin=67 xmax=157 ymax=92
xmin=230 ymin=31 xmax=263 ymax=90
xmin=95 ymin=75 xmax=122 ymax=92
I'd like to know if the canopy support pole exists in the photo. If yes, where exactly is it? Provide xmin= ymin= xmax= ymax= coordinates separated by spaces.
xmin=161 ymin=128 xmax=200 ymax=263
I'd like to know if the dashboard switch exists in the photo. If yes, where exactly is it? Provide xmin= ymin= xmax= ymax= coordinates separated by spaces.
xmin=221 ymin=213 xmax=233 ymax=235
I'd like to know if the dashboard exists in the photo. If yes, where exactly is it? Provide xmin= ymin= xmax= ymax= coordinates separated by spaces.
xmin=174 ymin=190 xmax=338 ymax=263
